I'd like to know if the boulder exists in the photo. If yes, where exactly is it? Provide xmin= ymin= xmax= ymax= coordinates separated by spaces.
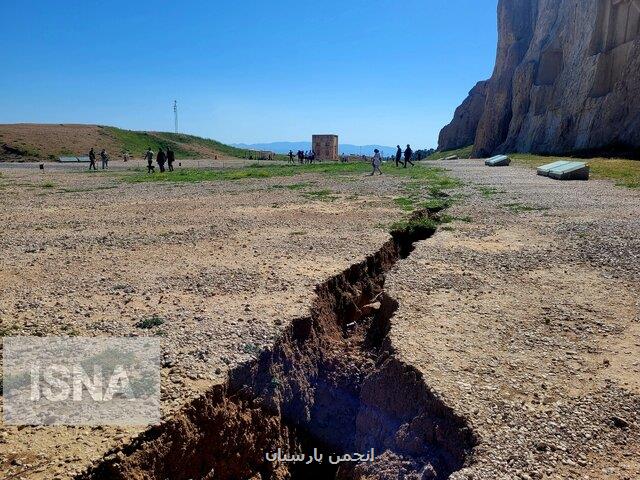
xmin=484 ymin=155 xmax=511 ymax=166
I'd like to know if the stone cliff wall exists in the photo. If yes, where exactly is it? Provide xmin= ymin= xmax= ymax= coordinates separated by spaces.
xmin=438 ymin=0 xmax=640 ymax=158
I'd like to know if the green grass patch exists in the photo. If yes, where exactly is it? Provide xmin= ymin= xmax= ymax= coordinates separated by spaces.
xmin=40 ymin=181 xmax=56 ymax=189
xmin=477 ymin=186 xmax=506 ymax=197
xmin=57 ymin=185 xmax=118 ymax=193
xmin=303 ymin=189 xmax=338 ymax=202
xmin=271 ymin=182 xmax=314 ymax=191
xmin=426 ymin=145 xmax=474 ymax=160
xmin=121 ymin=161 xmax=462 ymax=189
xmin=135 ymin=315 xmax=165 ymax=329
xmin=390 ymin=216 xmax=438 ymax=237
xmin=390 ymin=166 xmax=461 ymax=214
xmin=503 ymin=202 xmax=549 ymax=213
xmin=419 ymin=197 xmax=453 ymax=211
xmin=394 ymin=196 xmax=415 ymax=211
xmin=588 ymin=159 xmax=640 ymax=189
xmin=289 ymin=231 xmax=307 ymax=236
xmin=121 ymin=162 xmax=365 ymax=184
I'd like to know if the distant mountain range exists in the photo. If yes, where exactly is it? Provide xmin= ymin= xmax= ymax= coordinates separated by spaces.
xmin=232 ymin=141 xmax=399 ymax=156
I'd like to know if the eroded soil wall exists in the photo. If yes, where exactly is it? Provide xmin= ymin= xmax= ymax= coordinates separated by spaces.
xmin=82 ymin=213 xmax=476 ymax=480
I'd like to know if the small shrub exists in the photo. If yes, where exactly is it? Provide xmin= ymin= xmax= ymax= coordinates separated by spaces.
xmin=136 ymin=315 xmax=165 ymax=329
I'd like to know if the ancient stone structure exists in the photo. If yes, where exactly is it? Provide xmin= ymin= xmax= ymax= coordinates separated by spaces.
xmin=312 ymin=134 xmax=339 ymax=160
xmin=438 ymin=0 xmax=640 ymax=158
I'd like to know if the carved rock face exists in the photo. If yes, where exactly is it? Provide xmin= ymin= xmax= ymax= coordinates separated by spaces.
xmin=438 ymin=0 xmax=640 ymax=158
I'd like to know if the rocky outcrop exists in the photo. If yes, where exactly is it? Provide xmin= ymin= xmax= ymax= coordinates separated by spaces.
xmin=438 ymin=81 xmax=488 ymax=151
xmin=438 ymin=0 xmax=640 ymax=158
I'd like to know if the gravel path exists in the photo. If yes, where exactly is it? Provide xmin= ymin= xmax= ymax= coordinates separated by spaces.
xmin=388 ymin=160 xmax=640 ymax=479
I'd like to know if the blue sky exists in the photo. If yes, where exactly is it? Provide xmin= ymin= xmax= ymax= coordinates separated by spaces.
xmin=1 ymin=0 xmax=498 ymax=149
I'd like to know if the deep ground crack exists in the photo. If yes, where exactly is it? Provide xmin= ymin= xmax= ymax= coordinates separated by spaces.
xmin=81 ymin=210 xmax=477 ymax=480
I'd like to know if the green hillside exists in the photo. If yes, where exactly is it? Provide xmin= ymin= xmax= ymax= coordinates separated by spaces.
xmin=103 ymin=127 xmax=260 ymax=159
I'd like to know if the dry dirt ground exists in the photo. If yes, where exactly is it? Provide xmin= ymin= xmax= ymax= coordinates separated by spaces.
xmin=388 ymin=160 xmax=640 ymax=479
xmin=0 ymin=161 xmax=410 ymax=479
xmin=1 ymin=159 xmax=639 ymax=479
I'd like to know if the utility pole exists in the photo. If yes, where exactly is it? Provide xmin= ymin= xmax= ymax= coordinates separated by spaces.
xmin=173 ymin=100 xmax=178 ymax=134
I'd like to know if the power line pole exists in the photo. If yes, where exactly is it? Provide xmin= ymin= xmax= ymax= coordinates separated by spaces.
xmin=173 ymin=100 xmax=178 ymax=134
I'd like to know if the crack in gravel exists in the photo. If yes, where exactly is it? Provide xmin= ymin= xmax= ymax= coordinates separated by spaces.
xmin=80 ymin=211 xmax=476 ymax=480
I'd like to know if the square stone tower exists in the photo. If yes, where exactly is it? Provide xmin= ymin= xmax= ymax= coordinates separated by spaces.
xmin=312 ymin=134 xmax=339 ymax=161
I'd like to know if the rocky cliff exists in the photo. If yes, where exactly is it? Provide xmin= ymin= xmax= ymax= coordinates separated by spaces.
xmin=438 ymin=0 xmax=640 ymax=158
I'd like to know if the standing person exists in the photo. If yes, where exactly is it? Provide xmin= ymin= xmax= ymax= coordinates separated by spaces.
xmin=166 ymin=148 xmax=175 ymax=171
xmin=144 ymin=148 xmax=155 ymax=173
xmin=123 ymin=151 xmax=130 ymax=162
xmin=156 ymin=148 xmax=166 ymax=173
xmin=369 ymin=149 xmax=383 ymax=176
xmin=395 ymin=145 xmax=403 ymax=167
xmin=88 ymin=148 xmax=97 ymax=170
xmin=100 ymin=149 xmax=109 ymax=169
xmin=288 ymin=150 xmax=294 ymax=164
xmin=297 ymin=150 xmax=304 ymax=164
xmin=404 ymin=144 xmax=414 ymax=168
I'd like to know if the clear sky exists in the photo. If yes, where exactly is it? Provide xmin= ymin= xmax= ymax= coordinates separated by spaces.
xmin=1 ymin=0 xmax=498 ymax=149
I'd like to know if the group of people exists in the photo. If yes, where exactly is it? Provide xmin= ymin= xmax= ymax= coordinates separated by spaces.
xmin=370 ymin=144 xmax=415 ymax=175
xmin=288 ymin=150 xmax=316 ymax=164
xmin=88 ymin=146 xmax=175 ymax=172
xmin=144 ymin=147 xmax=175 ymax=173
xmin=395 ymin=144 xmax=415 ymax=168
xmin=88 ymin=148 xmax=110 ymax=170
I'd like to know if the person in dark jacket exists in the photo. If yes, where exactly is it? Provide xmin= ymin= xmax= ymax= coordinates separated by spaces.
xmin=166 ymin=148 xmax=175 ymax=171
xmin=395 ymin=145 xmax=402 ymax=167
xmin=100 ymin=149 xmax=109 ymax=169
xmin=144 ymin=148 xmax=155 ymax=173
xmin=88 ymin=148 xmax=97 ymax=170
xmin=404 ymin=144 xmax=414 ymax=168
xmin=156 ymin=148 xmax=166 ymax=173
xmin=288 ymin=150 xmax=294 ymax=164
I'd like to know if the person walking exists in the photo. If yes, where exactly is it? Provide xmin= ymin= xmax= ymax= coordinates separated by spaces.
xmin=404 ymin=144 xmax=414 ymax=168
xmin=288 ymin=150 xmax=294 ymax=164
xmin=395 ymin=145 xmax=403 ymax=167
xmin=144 ymin=148 xmax=155 ymax=173
xmin=369 ymin=149 xmax=383 ymax=176
xmin=88 ymin=148 xmax=97 ymax=170
xmin=100 ymin=149 xmax=109 ymax=169
xmin=156 ymin=148 xmax=166 ymax=173
xmin=166 ymin=148 xmax=175 ymax=171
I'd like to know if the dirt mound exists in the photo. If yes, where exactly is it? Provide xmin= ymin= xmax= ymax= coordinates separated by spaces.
xmin=0 ymin=124 xmax=248 ymax=162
